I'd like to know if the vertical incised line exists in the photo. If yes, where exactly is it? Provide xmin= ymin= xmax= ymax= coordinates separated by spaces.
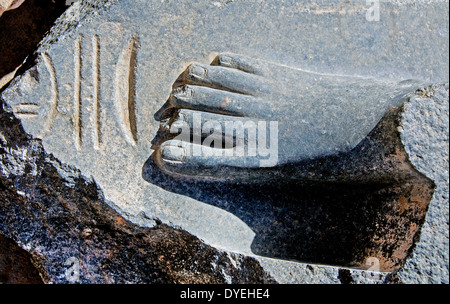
xmin=114 ymin=35 xmax=139 ymax=146
xmin=92 ymin=35 xmax=101 ymax=150
xmin=127 ymin=36 xmax=138 ymax=144
xmin=74 ymin=35 xmax=82 ymax=150
xmin=41 ymin=53 xmax=59 ymax=137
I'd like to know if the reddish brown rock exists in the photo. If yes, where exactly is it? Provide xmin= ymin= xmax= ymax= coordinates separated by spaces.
xmin=0 ymin=234 xmax=43 ymax=284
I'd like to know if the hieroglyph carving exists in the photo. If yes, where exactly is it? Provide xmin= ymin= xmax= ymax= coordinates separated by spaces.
xmin=13 ymin=34 xmax=139 ymax=150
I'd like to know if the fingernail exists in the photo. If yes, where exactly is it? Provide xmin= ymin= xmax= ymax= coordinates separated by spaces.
xmin=173 ymin=85 xmax=193 ymax=99
xmin=161 ymin=145 xmax=186 ymax=163
xmin=189 ymin=64 xmax=207 ymax=79
xmin=219 ymin=55 xmax=233 ymax=66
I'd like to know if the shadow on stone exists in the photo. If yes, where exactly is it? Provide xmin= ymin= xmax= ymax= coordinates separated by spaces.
xmin=143 ymin=106 xmax=435 ymax=272
xmin=0 ymin=96 xmax=276 ymax=284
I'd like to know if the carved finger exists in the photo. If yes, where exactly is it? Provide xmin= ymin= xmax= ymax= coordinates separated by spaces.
xmin=181 ymin=63 xmax=267 ymax=96
xmin=155 ymin=139 xmax=264 ymax=178
xmin=211 ymin=53 xmax=266 ymax=75
xmin=170 ymin=84 xmax=263 ymax=117
xmin=166 ymin=109 xmax=258 ymax=147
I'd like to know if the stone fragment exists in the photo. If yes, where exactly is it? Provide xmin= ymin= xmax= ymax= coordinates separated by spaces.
xmin=1 ymin=0 xmax=448 ymax=283
xmin=0 ymin=103 xmax=275 ymax=283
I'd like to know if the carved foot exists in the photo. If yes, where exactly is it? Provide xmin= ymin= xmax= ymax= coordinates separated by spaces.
xmin=154 ymin=53 xmax=424 ymax=181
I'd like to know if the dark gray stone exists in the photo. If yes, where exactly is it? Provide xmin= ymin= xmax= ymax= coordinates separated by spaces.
xmin=153 ymin=54 xmax=424 ymax=180
xmin=1 ymin=0 xmax=448 ymax=283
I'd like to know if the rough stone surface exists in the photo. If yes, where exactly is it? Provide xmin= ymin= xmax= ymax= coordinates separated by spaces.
xmin=258 ymin=84 xmax=449 ymax=284
xmin=397 ymin=84 xmax=449 ymax=284
xmin=0 ymin=103 xmax=276 ymax=283
xmin=0 ymin=0 xmax=449 ymax=284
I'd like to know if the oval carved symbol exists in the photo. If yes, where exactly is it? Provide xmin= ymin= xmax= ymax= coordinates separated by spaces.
xmin=114 ymin=36 xmax=139 ymax=146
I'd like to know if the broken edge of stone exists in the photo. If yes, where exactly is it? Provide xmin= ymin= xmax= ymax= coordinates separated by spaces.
xmin=2 ymin=0 xmax=120 ymax=90
xmin=0 ymin=93 xmax=278 ymax=283
xmin=1 ymin=0 xmax=448 ymax=284
xmin=0 ymin=2 xmax=277 ymax=283
xmin=1 ymin=77 xmax=446 ymax=284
